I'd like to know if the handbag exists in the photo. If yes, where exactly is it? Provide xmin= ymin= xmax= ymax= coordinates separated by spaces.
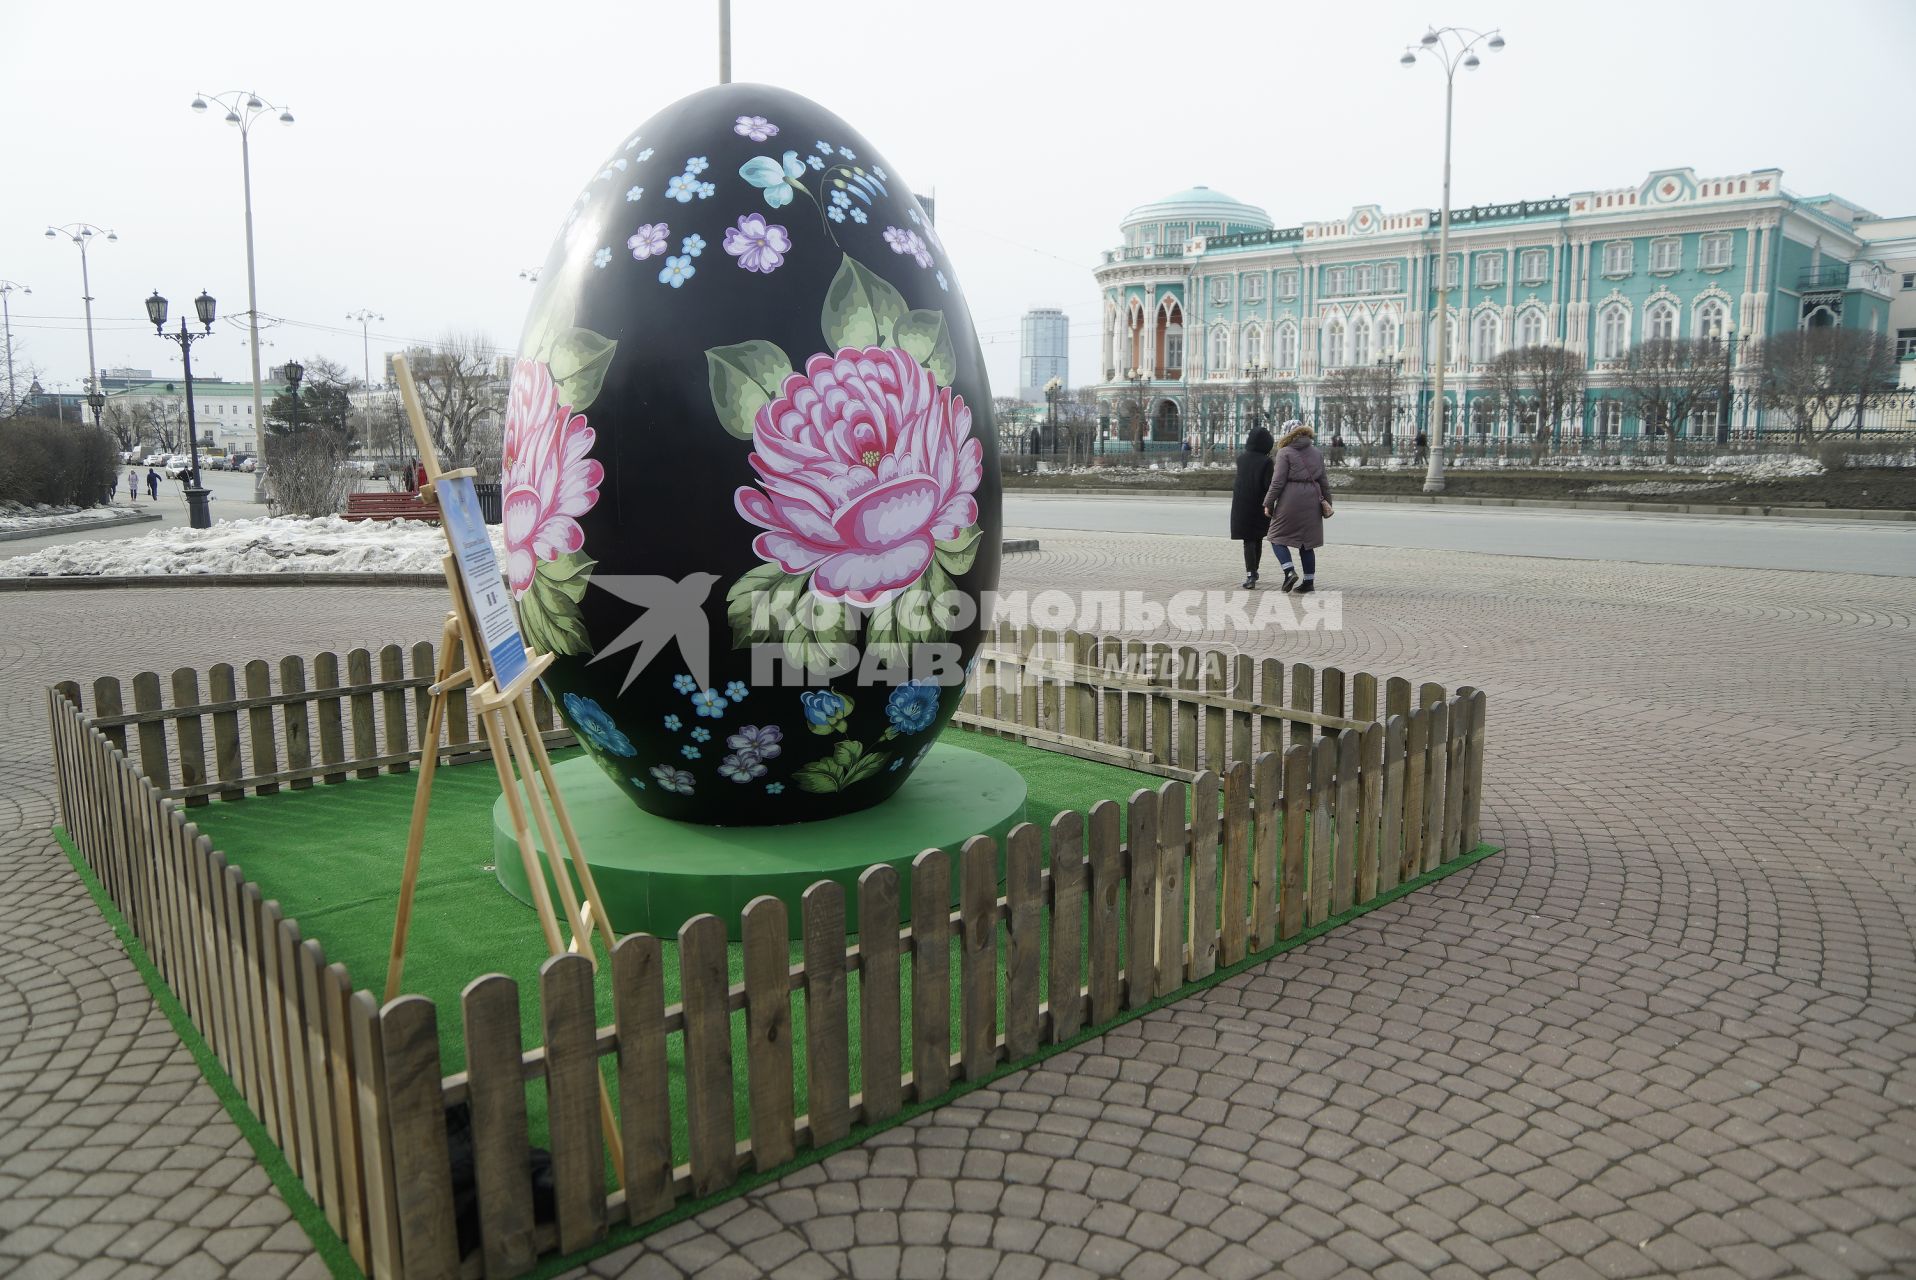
xmin=1321 ymin=500 xmax=1334 ymax=519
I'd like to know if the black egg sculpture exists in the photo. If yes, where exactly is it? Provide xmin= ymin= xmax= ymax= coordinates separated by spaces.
xmin=506 ymin=84 xmax=1001 ymax=825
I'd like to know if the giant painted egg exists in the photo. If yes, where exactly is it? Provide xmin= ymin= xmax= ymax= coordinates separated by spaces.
xmin=509 ymin=84 xmax=1001 ymax=825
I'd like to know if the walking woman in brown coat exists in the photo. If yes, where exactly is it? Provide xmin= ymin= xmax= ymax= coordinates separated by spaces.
xmin=1262 ymin=421 xmax=1333 ymax=593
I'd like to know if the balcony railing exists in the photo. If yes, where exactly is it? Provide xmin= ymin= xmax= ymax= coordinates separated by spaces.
xmin=1798 ymin=265 xmax=1850 ymax=290
xmin=1101 ymin=244 xmax=1184 ymax=264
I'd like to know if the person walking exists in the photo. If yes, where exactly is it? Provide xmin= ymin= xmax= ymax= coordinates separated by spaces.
xmin=127 ymin=467 xmax=140 ymax=503
xmin=1229 ymin=424 xmax=1275 ymax=589
xmin=145 ymin=467 xmax=161 ymax=501
xmin=1262 ymin=421 xmax=1333 ymax=594
xmin=1414 ymin=430 xmax=1429 ymax=464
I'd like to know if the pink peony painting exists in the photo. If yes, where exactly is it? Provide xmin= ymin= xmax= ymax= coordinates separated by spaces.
xmin=502 ymin=358 xmax=605 ymax=596
xmin=733 ymin=345 xmax=982 ymax=608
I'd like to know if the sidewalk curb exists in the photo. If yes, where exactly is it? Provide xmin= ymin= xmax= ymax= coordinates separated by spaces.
xmin=0 ymin=511 xmax=164 ymax=543
xmin=1006 ymin=487 xmax=1915 ymax=521
xmin=0 ymin=541 xmax=1045 ymax=590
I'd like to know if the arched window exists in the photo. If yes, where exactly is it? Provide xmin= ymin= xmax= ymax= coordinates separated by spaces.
xmin=1241 ymin=324 xmax=1264 ymax=367
xmin=1470 ymin=398 xmax=1497 ymax=436
xmin=1598 ymin=304 xmax=1629 ymax=360
xmin=1325 ymin=318 xmax=1345 ymax=367
xmin=1376 ymin=315 xmax=1397 ymax=357
xmin=1696 ymin=299 xmax=1727 ymax=344
xmin=1646 ymin=299 xmax=1678 ymax=342
xmin=1516 ymin=399 xmax=1540 ymax=435
xmin=1517 ymin=307 xmax=1545 ymax=348
xmin=1210 ymin=325 xmax=1230 ymax=371
xmin=1470 ymin=311 xmax=1501 ymax=363
xmin=1352 ymin=317 xmax=1371 ymax=366
xmin=1441 ymin=314 xmax=1461 ymax=367
xmin=1275 ymin=323 xmax=1297 ymax=370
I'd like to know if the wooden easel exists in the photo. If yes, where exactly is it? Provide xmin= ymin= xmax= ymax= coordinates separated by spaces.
xmin=381 ymin=355 xmax=625 ymax=1178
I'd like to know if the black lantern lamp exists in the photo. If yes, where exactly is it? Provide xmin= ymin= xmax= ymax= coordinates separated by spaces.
xmin=147 ymin=288 xmax=218 ymax=528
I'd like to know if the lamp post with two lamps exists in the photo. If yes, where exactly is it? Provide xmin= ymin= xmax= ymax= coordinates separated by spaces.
xmin=145 ymin=289 xmax=219 ymax=529
xmin=43 ymin=223 xmax=118 ymax=423
xmin=192 ymin=90 xmax=294 ymax=498
xmin=1399 ymin=24 xmax=1506 ymax=493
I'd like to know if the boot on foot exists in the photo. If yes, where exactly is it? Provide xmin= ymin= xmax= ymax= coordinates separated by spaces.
xmin=1280 ymin=569 xmax=1299 ymax=593
xmin=1292 ymin=579 xmax=1315 ymax=594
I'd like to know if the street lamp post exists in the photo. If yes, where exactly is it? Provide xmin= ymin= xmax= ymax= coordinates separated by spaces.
xmin=44 ymin=223 xmax=118 ymax=423
xmin=1401 ymin=25 xmax=1505 ymax=493
xmin=0 ymin=279 xmax=27 ymax=416
xmin=193 ymin=90 xmax=295 ymax=500
xmin=1715 ymin=324 xmax=1738 ymax=446
xmin=347 ymin=308 xmax=383 ymax=455
xmin=285 ymin=359 xmax=304 ymax=435
xmin=146 ymin=289 xmax=220 ymax=529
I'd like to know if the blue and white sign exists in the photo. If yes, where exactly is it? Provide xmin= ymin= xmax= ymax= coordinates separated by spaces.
xmin=437 ymin=474 xmax=528 ymax=691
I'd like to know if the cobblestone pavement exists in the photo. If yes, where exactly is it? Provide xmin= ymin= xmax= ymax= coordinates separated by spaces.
xmin=2 ymin=535 xmax=1913 ymax=1280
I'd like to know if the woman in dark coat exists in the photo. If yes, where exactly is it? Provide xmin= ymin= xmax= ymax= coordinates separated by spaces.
xmin=1262 ymin=422 xmax=1333 ymax=593
xmin=1229 ymin=425 xmax=1275 ymax=588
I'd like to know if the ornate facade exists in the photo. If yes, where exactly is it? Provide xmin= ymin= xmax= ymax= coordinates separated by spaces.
xmin=1096 ymin=171 xmax=1900 ymax=444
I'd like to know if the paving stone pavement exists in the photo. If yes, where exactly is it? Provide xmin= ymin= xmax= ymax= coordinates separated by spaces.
xmin=1 ymin=534 xmax=1913 ymax=1280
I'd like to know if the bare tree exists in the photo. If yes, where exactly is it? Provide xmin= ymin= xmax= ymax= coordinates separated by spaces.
xmin=408 ymin=332 xmax=505 ymax=473
xmin=99 ymin=399 xmax=147 ymax=454
xmin=1621 ymin=338 xmax=1727 ymax=463
xmin=1756 ymin=327 xmax=1899 ymax=441
xmin=1121 ymin=370 xmax=1151 ymax=452
xmin=1485 ymin=346 xmax=1588 ymax=460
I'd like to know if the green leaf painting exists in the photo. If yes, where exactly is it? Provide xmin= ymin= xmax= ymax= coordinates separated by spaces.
xmin=517 ymin=551 xmax=596 ymax=657
xmin=548 ymin=327 xmax=618 ymax=413
xmin=793 ymin=740 xmax=891 ymax=794
xmin=706 ymin=340 xmax=794 ymax=440
xmin=892 ymin=309 xmax=957 ymax=387
xmin=725 ymin=562 xmax=795 ymax=648
xmin=821 ymin=254 xmax=907 ymax=350
xmin=933 ymin=524 xmax=982 ymax=577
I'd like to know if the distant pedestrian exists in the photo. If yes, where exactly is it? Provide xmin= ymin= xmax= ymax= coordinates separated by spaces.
xmin=107 ymin=474 xmax=119 ymax=504
xmin=1229 ymin=425 xmax=1275 ymax=589
xmin=127 ymin=468 xmax=140 ymax=503
xmin=414 ymin=460 xmax=428 ymax=491
xmin=145 ymin=468 xmax=160 ymax=500
xmin=1414 ymin=431 xmax=1429 ymax=464
xmin=1262 ymin=421 xmax=1333 ymax=594
xmin=1330 ymin=434 xmax=1347 ymax=467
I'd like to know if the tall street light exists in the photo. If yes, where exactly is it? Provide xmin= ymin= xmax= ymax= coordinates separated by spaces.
xmin=44 ymin=223 xmax=118 ymax=424
xmin=347 ymin=308 xmax=384 ymax=454
xmin=0 ymin=279 xmax=28 ymax=416
xmin=146 ymin=289 xmax=219 ymax=529
xmin=1400 ymin=24 xmax=1505 ymax=493
xmin=193 ymin=89 xmax=295 ymax=499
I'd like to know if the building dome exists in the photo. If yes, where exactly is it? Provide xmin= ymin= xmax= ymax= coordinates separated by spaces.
xmin=1120 ymin=185 xmax=1273 ymax=239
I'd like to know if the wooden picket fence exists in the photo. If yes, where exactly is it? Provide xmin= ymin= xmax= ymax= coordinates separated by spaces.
xmin=47 ymin=630 xmax=1488 ymax=1280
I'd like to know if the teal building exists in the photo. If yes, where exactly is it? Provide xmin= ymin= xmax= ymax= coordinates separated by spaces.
xmin=1095 ymin=170 xmax=1902 ymax=444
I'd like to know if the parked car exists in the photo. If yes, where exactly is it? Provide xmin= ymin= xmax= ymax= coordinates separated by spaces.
xmin=237 ymin=456 xmax=258 ymax=473
xmin=141 ymin=452 xmax=167 ymax=466
xmin=205 ymin=455 xmax=227 ymax=471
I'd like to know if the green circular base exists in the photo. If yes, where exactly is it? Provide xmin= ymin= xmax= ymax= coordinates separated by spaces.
xmin=492 ymin=743 xmax=1028 ymax=941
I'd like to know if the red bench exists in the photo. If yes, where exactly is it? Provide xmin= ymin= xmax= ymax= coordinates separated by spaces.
xmin=343 ymin=491 xmax=440 ymax=523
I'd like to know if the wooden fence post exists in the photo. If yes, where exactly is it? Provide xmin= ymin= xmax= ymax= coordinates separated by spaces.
xmin=1219 ymin=762 xmax=1251 ymax=967
xmin=280 ymin=656 xmax=313 ymax=790
xmin=1333 ymin=731 xmax=1360 ymax=915
xmin=540 ymin=952 xmax=609 ymax=1250
xmin=1046 ymin=809 xmax=1085 ymax=1043
xmin=349 ymin=990 xmax=401 ymax=1279
xmin=1124 ymin=789 xmax=1159 ymax=1010
xmin=610 ymin=936 xmax=675 ymax=1226
xmin=802 ymin=882 xmax=850 ymax=1149
xmin=959 ymin=836 xmax=998 ymax=1083
xmin=462 ymin=973 xmax=537 ymax=1276
xmin=856 ymin=866 xmax=902 ymax=1124
xmin=1085 ymin=800 xmax=1122 ymax=1026
xmin=1004 ymin=824 xmax=1043 ymax=1061
xmin=380 ymin=994 xmax=459 ymax=1278
xmin=909 ymin=849 xmax=951 ymax=1101
xmin=743 ymin=896 xmax=797 ymax=1171
xmin=678 ymin=915 xmax=735 ymax=1198
xmin=1278 ymin=744 xmax=1309 ymax=940
xmin=1187 ymin=771 xmax=1220 ymax=981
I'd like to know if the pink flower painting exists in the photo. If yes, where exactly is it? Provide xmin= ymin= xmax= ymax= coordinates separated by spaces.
xmin=502 ymin=359 xmax=603 ymax=595
xmin=734 ymin=346 xmax=982 ymax=607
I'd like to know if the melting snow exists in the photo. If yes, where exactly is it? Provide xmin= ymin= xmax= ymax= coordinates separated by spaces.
xmin=0 ymin=515 xmax=505 ymax=578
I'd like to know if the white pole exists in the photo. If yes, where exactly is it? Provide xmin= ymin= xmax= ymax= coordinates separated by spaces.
xmin=1425 ymin=68 xmax=1454 ymax=493
xmin=241 ymin=125 xmax=267 ymax=500
xmin=718 ymin=0 xmax=731 ymax=83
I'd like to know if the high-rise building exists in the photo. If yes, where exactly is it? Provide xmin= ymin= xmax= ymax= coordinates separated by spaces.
xmin=1019 ymin=308 xmax=1069 ymax=402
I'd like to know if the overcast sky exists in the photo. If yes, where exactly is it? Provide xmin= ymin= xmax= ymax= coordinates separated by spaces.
xmin=4 ymin=0 xmax=1912 ymax=403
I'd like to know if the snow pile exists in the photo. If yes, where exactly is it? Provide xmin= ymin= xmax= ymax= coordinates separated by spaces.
xmin=1697 ymin=453 xmax=1822 ymax=478
xmin=1584 ymin=480 xmax=1720 ymax=497
xmin=0 ymin=515 xmax=506 ymax=578
xmin=0 ymin=502 xmax=142 ymax=536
